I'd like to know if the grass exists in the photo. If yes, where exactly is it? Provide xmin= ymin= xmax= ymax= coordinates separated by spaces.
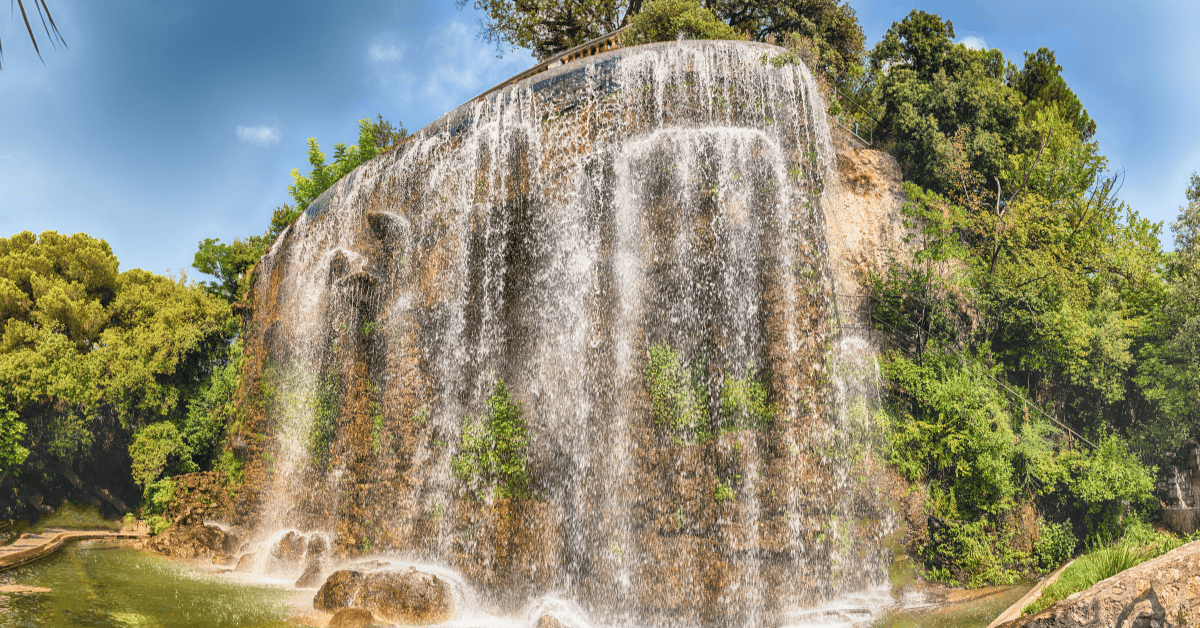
xmin=1023 ymin=524 xmax=1193 ymax=615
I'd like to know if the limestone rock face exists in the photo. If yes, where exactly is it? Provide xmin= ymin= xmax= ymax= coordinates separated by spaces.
xmin=822 ymin=127 xmax=908 ymax=296
xmin=146 ymin=524 xmax=232 ymax=559
xmin=314 ymin=568 xmax=455 ymax=624
xmin=1002 ymin=539 xmax=1200 ymax=628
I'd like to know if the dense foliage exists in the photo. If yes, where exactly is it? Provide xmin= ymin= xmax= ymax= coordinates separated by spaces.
xmin=0 ymin=230 xmax=236 ymax=516
xmin=463 ymin=0 xmax=863 ymax=70
xmin=854 ymin=8 xmax=1195 ymax=586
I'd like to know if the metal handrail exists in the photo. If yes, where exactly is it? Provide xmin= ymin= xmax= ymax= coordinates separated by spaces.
xmin=830 ymin=86 xmax=880 ymax=146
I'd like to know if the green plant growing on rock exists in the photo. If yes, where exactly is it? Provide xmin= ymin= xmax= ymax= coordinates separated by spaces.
xmin=451 ymin=379 xmax=530 ymax=499
xmin=714 ymin=479 xmax=736 ymax=503
xmin=644 ymin=342 xmax=711 ymax=444
xmin=307 ymin=375 xmax=340 ymax=469
xmin=718 ymin=365 xmax=777 ymax=433
xmin=1033 ymin=520 xmax=1077 ymax=573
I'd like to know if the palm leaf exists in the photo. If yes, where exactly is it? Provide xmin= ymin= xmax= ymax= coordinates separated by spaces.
xmin=2 ymin=0 xmax=67 ymax=69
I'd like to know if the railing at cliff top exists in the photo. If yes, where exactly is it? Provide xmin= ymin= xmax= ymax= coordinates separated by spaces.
xmin=469 ymin=27 xmax=631 ymax=105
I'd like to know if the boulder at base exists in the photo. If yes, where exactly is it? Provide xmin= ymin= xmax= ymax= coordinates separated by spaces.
xmin=314 ymin=568 xmax=455 ymax=624
xmin=146 ymin=524 xmax=233 ymax=559
xmin=1002 ymin=539 xmax=1200 ymax=627
xmin=327 ymin=607 xmax=379 ymax=628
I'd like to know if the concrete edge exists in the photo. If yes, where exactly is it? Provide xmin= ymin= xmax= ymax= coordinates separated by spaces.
xmin=985 ymin=559 xmax=1075 ymax=628
xmin=0 ymin=529 xmax=147 ymax=572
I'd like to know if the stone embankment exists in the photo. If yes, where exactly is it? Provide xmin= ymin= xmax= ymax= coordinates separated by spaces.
xmin=0 ymin=525 xmax=147 ymax=571
xmin=998 ymin=539 xmax=1200 ymax=627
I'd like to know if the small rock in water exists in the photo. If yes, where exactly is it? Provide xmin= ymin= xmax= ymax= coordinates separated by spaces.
xmin=536 ymin=614 xmax=567 ymax=628
xmin=211 ymin=553 xmax=236 ymax=566
xmin=295 ymin=561 xmax=324 ymax=588
xmin=234 ymin=553 xmax=257 ymax=572
xmin=146 ymin=524 xmax=231 ymax=559
xmin=314 ymin=567 xmax=454 ymax=624
xmin=328 ymin=607 xmax=379 ymax=628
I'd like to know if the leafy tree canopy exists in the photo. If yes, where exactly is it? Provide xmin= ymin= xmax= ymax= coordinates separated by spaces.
xmin=462 ymin=0 xmax=864 ymax=86
xmin=622 ymin=0 xmax=742 ymax=46
xmin=0 ymin=231 xmax=234 ymax=466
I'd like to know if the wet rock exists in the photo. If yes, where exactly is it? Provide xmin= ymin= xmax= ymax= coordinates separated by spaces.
xmin=269 ymin=531 xmax=307 ymax=570
xmin=234 ymin=552 xmax=257 ymax=572
xmin=328 ymin=607 xmax=379 ymax=628
xmin=313 ymin=570 xmax=366 ymax=610
xmin=295 ymin=561 xmax=324 ymax=588
xmin=294 ymin=534 xmax=329 ymax=587
xmin=1001 ymin=539 xmax=1200 ymax=627
xmin=147 ymin=524 xmax=231 ymax=559
xmin=535 ymin=614 xmax=567 ymax=628
xmin=313 ymin=568 xmax=454 ymax=624
xmin=212 ymin=553 xmax=236 ymax=566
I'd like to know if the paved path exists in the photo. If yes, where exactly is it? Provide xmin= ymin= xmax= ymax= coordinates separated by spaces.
xmin=0 ymin=527 xmax=148 ymax=571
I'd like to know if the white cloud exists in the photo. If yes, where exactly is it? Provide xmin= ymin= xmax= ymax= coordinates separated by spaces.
xmin=236 ymin=125 xmax=281 ymax=146
xmin=959 ymin=35 xmax=987 ymax=51
xmin=369 ymin=42 xmax=405 ymax=63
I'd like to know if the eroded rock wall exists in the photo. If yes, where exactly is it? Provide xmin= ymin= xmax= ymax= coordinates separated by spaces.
xmin=226 ymin=40 xmax=904 ymax=626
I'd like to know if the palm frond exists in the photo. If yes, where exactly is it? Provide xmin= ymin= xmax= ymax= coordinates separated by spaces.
xmin=2 ymin=0 xmax=66 ymax=69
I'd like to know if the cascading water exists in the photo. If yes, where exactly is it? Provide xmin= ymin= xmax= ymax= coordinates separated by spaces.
xmin=235 ymin=40 xmax=894 ymax=627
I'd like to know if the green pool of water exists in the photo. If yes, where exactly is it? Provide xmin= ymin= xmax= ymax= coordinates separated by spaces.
xmin=871 ymin=583 xmax=1032 ymax=628
xmin=0 ymin=542 xmax=308 ymax=628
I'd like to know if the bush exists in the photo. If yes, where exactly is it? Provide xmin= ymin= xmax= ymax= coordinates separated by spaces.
xmin=645 ymin=343 xmax=711 ymax=444
xmin=621 ymin=0 xmax=743 ymax=46
xmin=1033 ymin=520 xmax=1077 ymax=573
xmin=129 ymin=422 xmax=197 ymax=494
xmin=921 ymin=518 xmax=1025 ymax=587
xmin=451 ymin=380 xmax=530 ymax=499
xmin=718 ymin=366 xmax=777 ymax=433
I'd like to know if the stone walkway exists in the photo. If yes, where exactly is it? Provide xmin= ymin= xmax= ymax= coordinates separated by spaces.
xmin=0 ymin=526 xmax=148 ymax=571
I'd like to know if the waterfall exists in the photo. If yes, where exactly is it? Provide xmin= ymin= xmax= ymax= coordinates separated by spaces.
xmin=238 ymin=40 xmax=894 ymax=627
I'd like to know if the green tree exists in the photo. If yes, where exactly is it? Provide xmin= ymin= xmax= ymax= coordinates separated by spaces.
xmin=1010 ymin=47 xmax=1096 ymax=141
xmin=460 ymin=0 xmax=631 ymax=60
xmin=718 ymin=0 xmax=864 ymax=82
xmin=868 ymin=10 xmax=1023 ymax=193
xmin=463 ymin=0 xmax=864 ymax=87
xmin=622 ymin=0 xmax=742 ymax=47
xmin=0 ymin=231 xmax=234 ymax=466
xmin=288 ymin=117 xmax=407 ymax=211
xmin=1135 ymin=173 xmax=1200 ymax=459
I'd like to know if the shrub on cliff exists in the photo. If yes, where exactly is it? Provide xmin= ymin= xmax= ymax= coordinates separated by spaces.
xmin=452 ymin=379 xmax=530 ymax=499
xmin=621 ymin=0 xmax=742 ymax=46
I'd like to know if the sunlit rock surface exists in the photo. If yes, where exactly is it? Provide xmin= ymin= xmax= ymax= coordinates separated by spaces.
xmin=228 ymin=39 xmax=905 ymax=626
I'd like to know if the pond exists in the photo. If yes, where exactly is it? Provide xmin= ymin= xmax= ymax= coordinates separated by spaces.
xmin=0 ymin=541 xmax=309 ymax=628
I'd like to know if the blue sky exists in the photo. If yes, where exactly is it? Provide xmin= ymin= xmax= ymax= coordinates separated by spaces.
xmin=2 ymin=1 xmax=1198 ymax=277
